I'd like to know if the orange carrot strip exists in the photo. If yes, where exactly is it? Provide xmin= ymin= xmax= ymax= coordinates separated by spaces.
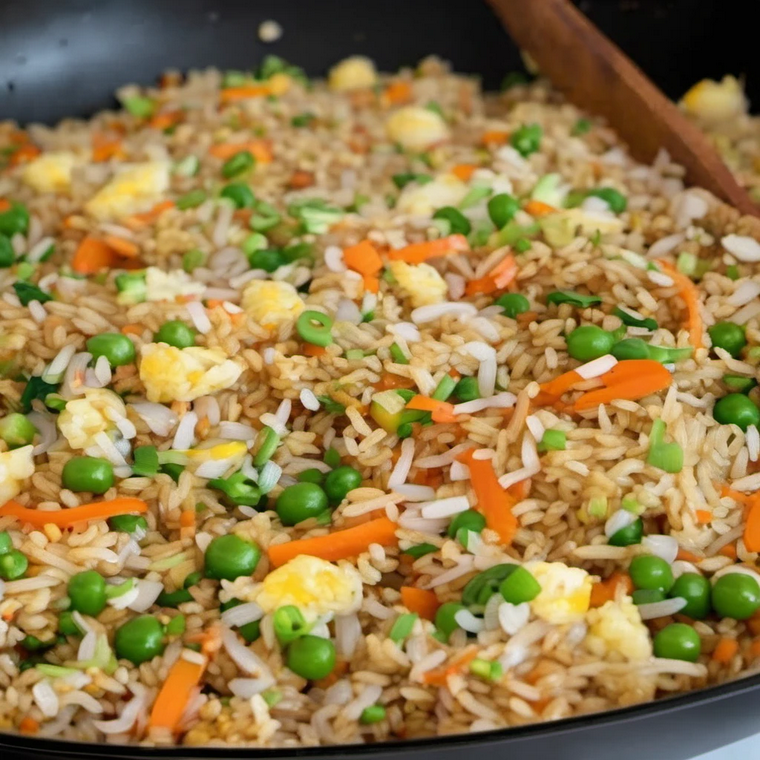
xmin=363 ymin=274 xmax=380 ymax=294
xmin=121 ymin=324 xmax=144 ymax=335
xmin=9 ymin=144 xmax=41 ymax=166
xmin=451 ymin=163 xmax=477 ymax=182
xmin=719 ymin=543 xmax=738 ymax=559
xmin=400 ymin=587 xmax=440 ymax=621
xmin=91 ymin=135 xmax=124 ymax=162
xmin=481 ymin=130 xmax=509 ymax=146
xmin=534 ymin=369 xmax=584 ymax=407
xmin=219 ymin=85 xmax=271 ymax=104
xmin=289 ymin=170 xmax=315 ymax=190
xmin=712 ymin=637 xmax=739 ymax=664
xmin=180 ymin=511 xmax=196 ymax=528
xmin=149 ymin=656 xmax=205 ymax=732
xmin=268 ymin=517 xmax=398 ymax=568
xmin=387 ymin=235 xmax=470 ymax=264
xmin=574 ymin=359 xmax=672 ymax=411
xmin=71 ymin=236 xmax=118 ymax=274
xmin=0 ymin=199 xmax=11 ymax=212
xmin=589 ymin=572 xmax=634 ymax=608
xmin=721 ymin=485 xmax=753 ymax=505
xmin=657 ymin=260 xmax=704 ymax=349
xmin=745 ymin=498 xmax=760 ymax=553
xmin=0 ymin=498 xmax=147 ymax=528
xmin=303 ymin=343 xmax=327 ymax=358
xmin=343 ymin=240 xmax=383 ymax=276
xmin=524 ymin=200 xmax=558 ymax=217
xmin=208 ymin=140 xmax=273 ymax=163
xmin=458 ymin=449 xmax=518 ymax=545
xmin=124 ymin=200 xmax=176 ymax=229
xmin=465 ymin=253 xmax=517 ymax=296
xmin=423 ymin=646 xmax=480 ymax=686
xmin=695 ymin=509 xmax=712 ymax=525
xmin=405 ymin=396 xmax=458 ymax=424
xmin=102 ymin=234 xmax=140 ymax=258
xmin=18 ymin=717 xmax=39 ymax=735
xmin=676 ymin=548 xmax=702 ymax=563
xmin=751 ymin=639 xmax=760 ymax=658
xmin=383 ymin=81 xmax=412 ymax=105
xmin=148 ymin=111 xmax=183 ymax=131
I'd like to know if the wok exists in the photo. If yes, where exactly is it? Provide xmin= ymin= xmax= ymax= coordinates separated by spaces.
xmin=0 ymin=1 xmax=758 ymax=758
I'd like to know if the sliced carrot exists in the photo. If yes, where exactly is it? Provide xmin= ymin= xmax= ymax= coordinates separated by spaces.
xmin=0 ymin=199 xmax=11 ymax=212
xmin=524 ymin=200 xmax=558 ymax=217
xmin=712 ymin=637 xmax=739 ymax=664
xmin=363 ymin=274 xmax=380 ymax=294
xmin=589 ymin=572 xmax=634 ymax=608
xmin=343 ymin=240 xmax=383 ymax=276
xmin=180 ymin=511 xmax=196 ymax=528
xmin=508 ymin=478 xmax=532 ymax=502
xmin=18 ymin=717 xmax=39 ymax=735
xmin=148 ymin=110 xmax=183 ymax=131
xmin=465 ymin=253 xmax=517 ymax=296
xmin=676 ymin=548 xmax=702 ymax=563
xmin=423 ymin=646 xmax=480 ymax=686
xmin=71 ymin=236 xmax=118 ymax=274
xmin=208 ymin=140 xmax=273 ymax=163
xmin=102 ymin=234 xmax=140 ymax=258
xmin=268 ymin=516 xmax=398 ymax=568
xmin=289 ymin=169 xmax=315 ymax=190
xmin=92 ymin=135 xmax=124 ymax=162
xmin=0 ymin=498 xmax=148 ymax=528
xmin=303 ymin=343 xmax=327 ymax=358
xmin=719 ymin=543 xmax=738 ymax=559
xmin=400 ymin=587 xmax=440 ymax=621
xmin=405 ymin=395 xmax=458 ymax=424
xmin=121 ymin=323 xmax=144 ymax=335
xmin=744 ymin=496 xmax=760 ymax=553
xmin=314 ymin=659 xmax=349 ymax=689
xmin=451 ymin=163 xmax=477 ymax=182
xmin=9 ymin=143 xmax=41 ymax=166
xmin=219 ymin=85 xmax=271 ymax=104
xmin=149 ymin=655 xmax=205 ymax=732
xmin=574 ymin=359 xmax=672 ymax=411
xmin=481 ymin=130 xmax=509 ymax=146
xmin=751 ymin=639 xmax=760 ymax=659
xmin=382 ymin=81 xmax=413 ymax=106
xmin=387 ymin=234 xmax=470 ymax=264
xmin=657 ymin=260 xmax=704 ymax=349
xmin=695 ymin=509 xmax=712 ymax=525
xmin=374 ymin=371 xmax=415 ymax=391
xmin=124 ymin=200 xmax=176 ymax=229
xmin=457 ymin=449 xmax=518 ymax=545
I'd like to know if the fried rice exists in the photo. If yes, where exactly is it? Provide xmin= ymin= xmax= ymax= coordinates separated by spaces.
xmin=1 ymin=54 xmax=760 ymax=747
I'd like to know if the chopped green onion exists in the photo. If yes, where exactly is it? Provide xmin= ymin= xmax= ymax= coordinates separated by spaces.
xmin=425 ymin=100 xmax=445 ymax=117
xmin=499 ymin=566 xmax=541 ymax=604
xmin=431 ymin=374 xmax=457 ymax=402
xmin=222 ymin=150 xmax=255 ymax=179
xmin=510 ymin=123 xmax=542 ymax=157
xmin=546 ymin=290 xmax=602 ymax=308
xmin=389 ymin=612 xmax=418 ymax=644
xmin=538 ymin=429 xmax=566 ymax=452
xmin=571 ymin=118 xmax=592 ymax=136
xmin=495 ymin=220 xmax=541 ymax=246
xmin=726 ymin=265 xmax=740 ymax=281
xmin=15 ymin=261 xmax=36 ymax=281
xmin=514 ymin=238 xmax=532 ymax=253
xmin=501 ymin=71 xmax=529 ymax=91
xmin=161 ymin=463 xmax=185 ymax=483
xmin=346 ymin=193 xmax=370 ymax=213
xmin=273 ymin=605 xmax=310 ymax=645
xmin=182 ymin=249 xmax=206 ymax=273
xmin=402 ymin=543 xmax=438 ymax=559
xmin=288 ymin=198 xmax=344 ymax=234
xmin=470 ymin=658 xmax=503 ymax=681
xmin=613 ymin=306 xmax=657 ymax=331
xmin=115 ymin=272 xmax=147 ymax=304
xmin=176 ymin=189 xmax=207 ymax=210
xmin=396 ymin=422 xmax=413 ymax=439
xmin=0 ymin=234 xmax=14 ymax=268
xmin=621 ymin=495 xmax=644 ymax=514
xmin=324 ymin=447 xmax=341 ymax=468
xmin=13 ymin=281 xmax=51 ymax=306
xmin=676 ymin=252 xmax=697 ymax=277
xmin=392 ymin=173 xmax=432 ymax=189
xmin=122 ymin=96 xmax=155 ymax=118
xmin=345 ymin=349 xmax=365 ymax=361
xmin=389 ymin=343 xmax=409 ymax=365
xmin=454 ymin=376 xmax=480 ymax=402
xmin=588 ymin=497 xmax=608 ymax=519
xmin=0 ymin=202 xmax=29 ymax=237
xmin=586 ymin=187 xmax=627 ymax=213
xmin=319 ymin=397 xmax=346 ymax=415
xmin=291 ymin=112 xmax=316 ymax=128
xmin=20 ymin=375 xmax=59 ymax=414
xmin=174 ymin=155 xmax=200 ymax=177
xmin=248 ymin=248 xmax=285 ymax=272
xmin=296 ymin=310 xmax=334 ymax=347
xmin=254 ymin=426 xmax=280 ymax=467
xmin=241 ymin=233 xmax=268 ymax=258
xmin=262 ymin=688 xmax=282 ymax=707
xmin=132 ymin=446 xmax=159 ymax=477
xmin=165 ymin=615 xmax=186 ymax=636
xmin=646 ymin=419 xmax=683 ymax=474
xmin=724 ymin=374 xmax=757 ymax=393
xmin=459 ymin=185 xmax=492 ymax=210
xmin=531 ymin=173 xmax=565 ymax=207
xmin=432 ymin=206 xmax=471 ymax=235
xmin=208 ymin=470 xmax=261 ymax=507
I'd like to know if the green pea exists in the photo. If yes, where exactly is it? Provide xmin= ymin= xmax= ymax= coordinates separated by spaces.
xmin=114 ymin=615 xmax=165 ymax=664
xmin=708 ymin=322 xmax=747 ymax=358
xmin=608 ymin=518 xmax=643 ymax=547
xmin=487 ymin=193 xmax=521 ymax=229
xmin=0 ymin=412 xmax=37 ymax=448
xmin=297 ymin=468 xmax=325 ymax=485
xmin=669 ymin=573 xmax=711 ymax=619
xmin=204 ymin=534 xmax=261 ymax=581
xmin=510 ymin=124 xmax=542 ymax=158
xmin=713 ymin=393 xmax=760 ymax=431
xmin=286 ymin=635 xmax=336 ymax=680
xmin=565 ymin=325 xmax=615 ymax=362
xmin=323 ymin=466 xmax=362 ymax=506
xmin=276 ymin=482 xmax=329 ymax=525
xmin=454 ymin=376 xmax=480 ymax=402
xmin=629 ymin=555 xmax=674 ymax=593
xmin=242 ymin=232 xmax=268 ymax=258
xmin=248 ymin=247 xmax=286 ymax=272
xmin=68 ymin=570 xmax=107 ymax=616
xmin=85 ymin=333 xmax=136 ymax=367
xmin=0 ymin=549 xmax=28 ymax=580
xmin=632 ymin=588 xmax=665 ymax=605
xmin=182 ymin=248 xmax=206 ymax=273
xmin=653 ymin=623 xmax=701 ymax=662
xmin=495 ymin=293 xmax=530 ymax=318
xmin=360 ymin=705 xmax=387 ymax=724
xmin=432 ymin=206 xmax=471 ymax=235
xmin=711 ymin=573 xmax=760 ymax=620
xmin=154 ymin=320 xmax=196 ymax=349
xmin=448 ymin=509 xmax=486 ymax=538
xmin=221 ymin=150 xmax=255 ymax=178
xmin=0 ymin=531 xmax=11 ymax=554
xmin=62 ymin=457 xmax=114 ymax=494
xmin=435 ymin=602 xmax=466 ymax=641
xmin=220 ymin=183 xmax=255 ymax=209
xmin=58 ymin=610 xmax=82 ymax=636
xmin=296 ymin=310 xmax=334 ymax=347
xmin=0 ymin=202 xmax=30 ymax=237
xmin=0 ymin=234 xmax=14 ymax=268
xmin=108 ymin=514 xmax=148 ymax=534
xmin=499 ymin=566 xmax=542 ymax=604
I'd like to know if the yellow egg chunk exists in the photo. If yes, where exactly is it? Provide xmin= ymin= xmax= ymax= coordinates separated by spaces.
xmin=241 ymin=280 xmax=305 ymax=330
xmin=252 ymin=555 xmax=363 ymax=619
xmin=585 ymin=597 xmax=652 ymax=661
xmin=22 ymin=151 xmax=77 ymax=193
xmin=389 ymin=260 xmax=447 ymax=308
xmin=328 ymin=56 xmax=378 ymax=91
xmin=386 ymin=106 xmax=450 ymax=151
xmin=84 ymin=161 xmax=170 ymax=220
xmin=0 ymin=445 xmax=35 ymax=504
xmin=528 ymin=561 xmax=592 ymax=625
xmin=396 ymin=173 xmax=467 ymax=217
xmin=139 ymin=344 xmax=243 ymax=403
xmin=143 ymin=267 xmax=206 ymax=303
xmin=58 ymin=389 xmax=128 ymax=451
xmin=681 ymin=76 xmax=747 ymax=123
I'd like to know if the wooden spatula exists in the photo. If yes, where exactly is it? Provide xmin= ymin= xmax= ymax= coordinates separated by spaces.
xmin=486 ymin=0 xmax=758 ymax=217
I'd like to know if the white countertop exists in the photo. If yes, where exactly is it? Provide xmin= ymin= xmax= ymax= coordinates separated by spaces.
xmin=695 ymin=734 xmax=760 ymax=759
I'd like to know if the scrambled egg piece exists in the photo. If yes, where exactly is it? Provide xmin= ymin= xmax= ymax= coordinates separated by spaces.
xmin=58 ymin=389 xmax=127 ymax=451
xmin=389 ymin=260 xmax=447 ymax=308
xmin=585 ymin=597 xmax=652 ymax=662
xmin=22 ymin=151 xmax=77 ymax=193
xmin=267 ymin=73 xmax=292 ymax=96
xmin=84 ymin=161 xmax=170 ymax=220
xmin=144 ymin=267 xmax=206 ymax=303
xmin=396 ymin=173 xmax=468 ymax=216
xmin=528 ymin=562 xmax=592 ymax=625
xmin=139 ymin=344 xmax=243 ymax=403
xmin=251 ymin=555 xmax=363 ymax=620
xmin=178 ymin=441 xmax=248 ymax=469
xmin=386 ymin=106 xmax=450 ymax=151
xmin=0 ymin=445 xmax=35 ymax=504
xmin=681 ymin=76 xmax=747 ymax=123
xmin=241 ymin=280 xmax=304 ymax=330
xmin=328 ymin=56 xmax=378 ymax=91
